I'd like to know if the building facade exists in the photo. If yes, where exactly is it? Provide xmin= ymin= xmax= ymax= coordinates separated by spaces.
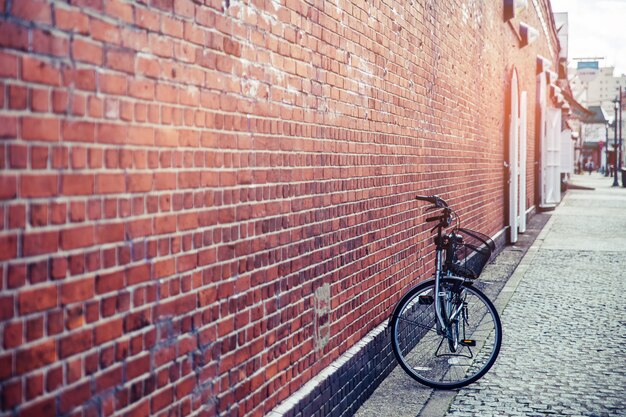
xmin=570 ymin=66 xmax=626 ymax=119
xmin=0 ymin=1 xmax=566 ymax=417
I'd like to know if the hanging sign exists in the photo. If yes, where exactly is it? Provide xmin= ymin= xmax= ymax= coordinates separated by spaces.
xmin=577 ymin=61 xmax=599 ymax=83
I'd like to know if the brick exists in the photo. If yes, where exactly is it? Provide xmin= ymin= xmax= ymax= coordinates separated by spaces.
xmin=22 ymin=230 xmax=59 ymax=257
xmin=9 ymin=144 xmax=27 ymax=168
xmin=96 ymin=222 xmax=124 ymax=243
xmin=4 ymin=322 xmax=23 ymax=350
xmin=3 ymin=379 xmax=22 ymax=409
xmin=0 ymin=21 xmax=28 ymax=50
xmin=0 ymin=295 xmax=14 ymax=321
xmin=55 ymin=7 xmax=90 ymax=34
xmin=126 ymin=263 xmax=150 ymax=285
xmin=20 ymin=174 xmax=58 ymax=198
xmin=18 ymin=285 xmax=57 ymax=314
xmin=50 ymin=202 xmax=67 ymax=224
xmin=25 ymin=374 xmax=43 ymax=400
xmin=99 ymin=72 xmax=127 ymax=95
xmin=32 ymin=29 xmax=69 ymax=57
xmin=94 ymin=318 xmax=122 ymax=344
xmin=0 ymin=115 xmax=18 ymax=138
xmin=51 ymin=257 xmax=68 ymax=280
xmin=62 ymin=120 xmax=95 ymax=143
xmin=71 ymin=38 xmax=103 ymax=65
xmin=72 ymin=69 xmax=97 ymax=91
xmin=70 ymin=147 xmax=88 ymax=169
xmin=154 ymin=172 xmax=177 ymax=190
xmin=106 ymin=48 xmax=135 ymax=73
xmin=29 ymin=88 xmax=49 ymax=112
xmin=21 ymin=117 xmax=60 ymax=142
xmin=105 ymin=0 xmax=134 ymax=22
xmin=129 ymin=78 xmax=155 ymax=100
xmin=22 ymin=57 xmax=61 ymax=86
xmin=91 ymin=18 xmax=120 ymax=44
xmin=16 ymin=340 xmax=57 ymax=374
xmin=127 ymin=125 xmax=154 ymax=145
xmin=0 ymin=51 xmax=18 ymax=77
xmin=60 ymin=278 xmax=95 ymax=305
xmin=8 ymin=264 xmax=27 ymax=288
xmin=8 ymin=204 xmax=26 ymax=229
xmin=156 ymin=84 xmax=178 ymax=104
xmin=59 ymin=381 xmax=91 ymax=413
xmin=46 ymin=366 xmax=63 ymax=392
xmin=96 ymin=173 xmax=125 ymax=194
xmin=0 ymin=175 xmax=17 ymax=200
xmin=30 ymin=146 xmax=49 ymax=169
xmin=18 ymin=397 xmax=55 ymax=417
xmin=59 ymin=329 xmax=92 ymax=358
xmin=9 ymin=85 xmax=27 ymax=109
xmin=155 ymin=127 xmax=179 ymax=147
xmin=51 ymin=146 xmax=68 ymax=169
xmin=96 ymin=123 xmax=127 ymax=143
xmin=60 ymin=225 xmax=95 ymax=250
xmin=0 ymin=354 xmax=12 ymax=380
xmin=96 ymin=270 xmax=124 ymax=294
xmin=127 ymin=173 xmax=153 ymax=192
xmin=51 ymin=89 xmax=68 ymax=113
xmin=62 ymin=174 xmax=95 ymax=195
xmin=154 ymin=215 xmax=176 ymax=234
xmin=95 ymin=365 xmax=123 ymax=391
xmin=125 ymin=354 xmax=149 ymax=381
xmin=11 ymin=0 xmax=52 ymax=24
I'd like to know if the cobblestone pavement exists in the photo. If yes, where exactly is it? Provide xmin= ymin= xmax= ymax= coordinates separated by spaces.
xmin=445 ymin=174 xmax=626 ymax=417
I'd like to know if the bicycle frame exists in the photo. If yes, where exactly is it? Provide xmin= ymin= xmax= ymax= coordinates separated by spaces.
xmin=433 ymin=223 xmax=465 ymax=334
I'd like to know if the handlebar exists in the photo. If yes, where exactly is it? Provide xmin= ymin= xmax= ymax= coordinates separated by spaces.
xmin=416 ymin=195 xmax=454 ymax=232
xmin=425 ymin=215 xmax=444 ymax=223
xmin=415 ymin=195 xmax=448 ymax=208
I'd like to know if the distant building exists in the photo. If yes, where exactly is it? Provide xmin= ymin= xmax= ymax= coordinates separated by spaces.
xmin=580 ymin=106 xmax=609 ymax=171
xmin=569 ymin=66 xmax=626 ymax=118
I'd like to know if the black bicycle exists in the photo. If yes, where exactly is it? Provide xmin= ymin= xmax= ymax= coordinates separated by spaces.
xmin=390 ymin=195 xmax=502 ymax=389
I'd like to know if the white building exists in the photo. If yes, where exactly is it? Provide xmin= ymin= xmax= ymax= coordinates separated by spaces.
xmin=569 ymin=66 xmax=626 ymax=119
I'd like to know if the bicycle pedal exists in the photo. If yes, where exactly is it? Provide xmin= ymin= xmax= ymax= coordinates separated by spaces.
xmin=418 ymin=295 xmax=434 ymax=305
xmin=460 ymin=339 xmax=476 ymax=347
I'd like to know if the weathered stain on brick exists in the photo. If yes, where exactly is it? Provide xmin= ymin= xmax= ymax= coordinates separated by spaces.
xmin=314 ymin=283 xmax=331 ymax=352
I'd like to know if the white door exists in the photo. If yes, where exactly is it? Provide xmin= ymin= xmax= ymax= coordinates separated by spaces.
xmin=560 ymin=129 xmax=573 ymax=175
xmin=509 ymin=70 xmax=519 ymax=243
xmin=543 ymin=108 xmax=562 ymax=205
xmin=519 ymin=91 xmax=527 ymax=233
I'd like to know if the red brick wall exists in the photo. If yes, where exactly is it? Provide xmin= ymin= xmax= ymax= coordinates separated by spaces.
xmin=0 ymin=1 xmax=559 ymax=416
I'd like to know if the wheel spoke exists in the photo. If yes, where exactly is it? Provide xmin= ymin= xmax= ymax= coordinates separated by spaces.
xmin=396 ymin=315 xmax=438 ymax=334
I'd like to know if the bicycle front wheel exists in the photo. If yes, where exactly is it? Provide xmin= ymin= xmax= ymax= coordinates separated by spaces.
xmin=390 ymin=278 xmax=502 ymax=389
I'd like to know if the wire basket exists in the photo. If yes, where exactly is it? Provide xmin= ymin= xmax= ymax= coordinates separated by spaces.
xmin=445 ymin=228 xmax=495 ymax=279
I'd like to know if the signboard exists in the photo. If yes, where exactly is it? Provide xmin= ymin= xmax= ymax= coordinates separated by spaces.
xmin=577 ymin=61 xmax=599 ymax=83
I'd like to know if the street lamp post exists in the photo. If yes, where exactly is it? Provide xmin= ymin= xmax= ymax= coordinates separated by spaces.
xmin=617 ymin=85 xmax=626 ymax=180
xmin=605 ymin=123 xmax=610 ymax=176
xmin=613 ymin=98 xmax=619 ymax=186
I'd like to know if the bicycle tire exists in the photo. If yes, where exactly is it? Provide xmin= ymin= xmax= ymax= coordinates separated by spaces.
xmin=390 ymin=278 xmax=502 ymax=389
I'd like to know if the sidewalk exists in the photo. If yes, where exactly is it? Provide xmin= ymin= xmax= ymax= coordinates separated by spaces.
xmin=355 ymin=173 xmax=626 ymax=417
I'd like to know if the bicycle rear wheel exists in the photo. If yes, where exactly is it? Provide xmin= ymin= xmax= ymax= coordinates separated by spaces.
xmin=390 ymin=278 xmax=501 ymax=389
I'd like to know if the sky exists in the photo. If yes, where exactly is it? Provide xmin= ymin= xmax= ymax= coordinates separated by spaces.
xmin=550 ymin=0 xmax=626 ymax=76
